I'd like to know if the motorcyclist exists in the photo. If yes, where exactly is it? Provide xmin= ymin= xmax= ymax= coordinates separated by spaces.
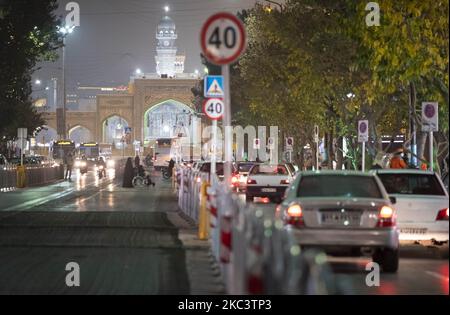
xmin=97 ymin=156 xmax=107 ymax=178
xmin=80 ymin=154 xmax=88 ymax=174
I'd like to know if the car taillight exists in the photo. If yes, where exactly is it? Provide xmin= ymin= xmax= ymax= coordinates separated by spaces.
xmin=280 ymin=179 xmax=290 ymax=185
xmin=247 ymin=179 xmax=257 ymax=184
xmin=286 ymin=204 xmax=304 ymax=227
xmin=377 ymin=206 xmax=395 ymax=227
xmin=231 ymin=175 xmax=239 ymax=185
xmin=436 ymin=208 xmax=449 ymax=221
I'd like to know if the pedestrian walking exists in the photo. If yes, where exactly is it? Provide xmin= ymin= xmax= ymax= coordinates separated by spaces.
xmin=123 ymin=157 xmax=134 ymax=188
xmin=134 ymin=154 xmax=140 ymax=168
xmin=65 ymin=152 xmax=74 ymax=181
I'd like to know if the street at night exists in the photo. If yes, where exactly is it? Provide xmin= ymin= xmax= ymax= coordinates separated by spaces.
xmin=0 ymin=0 xmax=448 ymax=305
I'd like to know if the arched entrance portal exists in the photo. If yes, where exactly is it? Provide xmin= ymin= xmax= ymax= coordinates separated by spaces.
xmin=144 ymin=99 xmax=193 ymax=141
xmin=102 ymin=115 xmax=129 ymax=149
xmin=69 ymin=125 xmax=93 ymax=144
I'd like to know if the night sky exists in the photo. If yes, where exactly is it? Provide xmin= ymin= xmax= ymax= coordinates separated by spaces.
xmin=34 ymin=0 xmax=258 ymax=90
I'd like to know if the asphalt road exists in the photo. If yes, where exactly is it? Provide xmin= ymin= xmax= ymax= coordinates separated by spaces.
xmin=0 ymin=170 xmax=447 ymax=295
xmin=0 ymin=170 xmax=190 ymax=294
xmin=241 ymin=194 xmax=449 ymax=295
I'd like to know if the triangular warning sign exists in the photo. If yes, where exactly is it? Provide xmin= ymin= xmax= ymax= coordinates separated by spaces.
xmin=207 ymin=79 xmax=224 ymax=96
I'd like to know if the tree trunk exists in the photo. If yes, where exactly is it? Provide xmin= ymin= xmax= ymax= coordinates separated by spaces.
xmin=336 ymin=136 xmax=343 ymax=170
xmin=417 ymin=131 xmax=427 ymax=162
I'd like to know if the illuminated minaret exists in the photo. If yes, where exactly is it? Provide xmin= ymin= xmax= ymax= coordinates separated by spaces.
xmin=155 ymin=6 xmax=185 ymax=77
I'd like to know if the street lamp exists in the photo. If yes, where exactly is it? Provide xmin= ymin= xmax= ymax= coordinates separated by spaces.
xmin=164 ymin=5 xmax=170 ymax=13
xmin=135 ymin=68 xmax=142 ymax=75
xmin=57 ymin=25 xmax=75 ymax=140
xmin=35 ymin=79 xmax=41 ymax=85
xmin=264 ymin=0 xmax=284 ymax=11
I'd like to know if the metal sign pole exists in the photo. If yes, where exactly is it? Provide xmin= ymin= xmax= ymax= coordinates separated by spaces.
xmin=211 ymin=119 xmax=217 ymax=176
xmin=362 ymin=141 xmax=366 ymax=172
xmin=316 ymin=142 xmax=319 ymax=170
xmin=222 ymin=65 xmax=232 ymax=186
xmin=429 ymin=131 xmax=433 ymax=171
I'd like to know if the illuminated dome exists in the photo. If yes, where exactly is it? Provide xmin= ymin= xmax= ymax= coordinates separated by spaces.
xmin=158 ymin=16 xmax=176 ymax=32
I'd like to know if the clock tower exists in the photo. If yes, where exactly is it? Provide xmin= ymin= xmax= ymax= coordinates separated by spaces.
xmin=155 ymin=8 xmax=185 ymax=77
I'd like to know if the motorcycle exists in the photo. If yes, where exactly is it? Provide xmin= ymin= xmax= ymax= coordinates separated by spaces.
xmin=97 ymin=165 xmax=106 ymax=179
xmin=79 ymin=161 xmax=88 ymax=175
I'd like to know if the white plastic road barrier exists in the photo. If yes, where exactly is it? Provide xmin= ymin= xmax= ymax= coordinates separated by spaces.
xmin=219 ymin=214 xmax=232 ymax=264
xmin=175 ymin=166 xmax=342 ymax=295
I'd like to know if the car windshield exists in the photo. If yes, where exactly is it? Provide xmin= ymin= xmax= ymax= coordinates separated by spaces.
xmin=238 ymin=163 xmax=254 ymax=172
xmin=250 ymin=164 xmax=288 ymax=175
xmin=297 ymin=175 xmax=383 ymax=198
xmin=377 ymin=173 xmax=446 ymax=196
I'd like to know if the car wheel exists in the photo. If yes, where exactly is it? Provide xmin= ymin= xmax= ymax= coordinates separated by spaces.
xmin=373 ymin=248 xmax=399 ymax=273
xmin=245 ymin=194 xmax=253 ymax=202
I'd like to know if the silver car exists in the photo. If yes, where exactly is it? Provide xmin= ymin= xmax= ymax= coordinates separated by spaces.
xmin=277 ymin=171 xmax=400 ymax=272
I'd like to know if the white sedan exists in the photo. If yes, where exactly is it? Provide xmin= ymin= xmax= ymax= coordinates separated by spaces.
xmin=374 ymin=169 xmax=449 ymax=245
xmin=245 ymin=163 xmax=295 ymax=203
xmin=277 ymin=171 xmax=399 ymax=272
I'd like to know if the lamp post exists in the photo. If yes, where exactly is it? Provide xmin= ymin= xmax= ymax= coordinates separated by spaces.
xmin=57 ymin=25 xmax=75 ymax=140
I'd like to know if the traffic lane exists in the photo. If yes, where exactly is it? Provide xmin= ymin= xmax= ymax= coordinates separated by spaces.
xmin=330 ymin=255 xmax=448 ymax=295
xmin=239 ymin=192 xmax=449 ymax=294
xmin=0 ymin=172 xmax=191 ymax=294
xmin=238 ymin=193 xmax=278 ymax=219
xmin=0 ymin=246 xmax=189 ymax=294
xmin=0 ymin=192 xmax=190 ymax=294
xmin=29 ymin=171 xmax=178 ymax=213
xmin=0 ymin=169 xmax=112 ymax=212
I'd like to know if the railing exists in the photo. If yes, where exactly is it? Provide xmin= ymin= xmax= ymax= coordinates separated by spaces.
xmin=0 ymin=164 xmax=64 ymax=191
xmin=176 ymin=165 xmax=342 ymax=295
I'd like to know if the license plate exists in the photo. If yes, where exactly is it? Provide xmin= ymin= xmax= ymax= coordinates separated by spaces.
xmin=321 ymin=211 xmax=361 ymax=226
xmin=261 ymin=188 xmax=276 ymax=193
xmin=400 ymin=228 xmax=427 ymax=234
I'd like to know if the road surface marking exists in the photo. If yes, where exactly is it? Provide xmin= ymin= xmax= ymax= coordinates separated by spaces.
xmin=425 ymin=271 xmax=449 ymax=282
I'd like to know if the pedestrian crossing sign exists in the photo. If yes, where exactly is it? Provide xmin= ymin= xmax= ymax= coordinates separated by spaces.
xmin=204 ymin=75 xmax=224 ymax=98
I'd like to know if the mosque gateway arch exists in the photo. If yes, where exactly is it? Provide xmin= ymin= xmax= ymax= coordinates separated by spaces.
xmin=92 ymin=10 xmax=201 ymax=155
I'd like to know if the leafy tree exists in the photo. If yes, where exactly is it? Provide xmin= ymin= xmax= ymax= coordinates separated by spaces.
xmin=0 ymin=0 xmax=62 ymax=155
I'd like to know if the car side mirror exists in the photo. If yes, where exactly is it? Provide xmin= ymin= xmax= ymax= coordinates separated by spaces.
xmin=389 ymin=196 xmax=397 ymax=205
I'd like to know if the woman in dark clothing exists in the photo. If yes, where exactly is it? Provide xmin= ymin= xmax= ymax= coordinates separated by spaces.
xmin=122 ymin=157 xmax=134 ymax=188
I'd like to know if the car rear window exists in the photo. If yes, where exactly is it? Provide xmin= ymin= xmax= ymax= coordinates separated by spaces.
xmin=250 ymin=165 xmax=288 ymax=175
xmin=377 ymin=173 xmax=446 ymax=196
xmin=238 ymin=163 xmax=254 ymax=172
xmin=297 ymin=175 xmax=383 ymax=198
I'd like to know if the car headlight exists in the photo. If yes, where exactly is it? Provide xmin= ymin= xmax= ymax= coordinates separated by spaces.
xmin=107 ymin=160 xmax=115 ymax=167
xmin=80 ymin=161 xmax=86 ymax=167
xmin=75 ymin=161 xmax=80 ymax=167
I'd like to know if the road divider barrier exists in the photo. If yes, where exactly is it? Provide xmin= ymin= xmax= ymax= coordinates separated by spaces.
xmin=1 ymin=163 xmax=64 ymax=191
xmin=176 ymin=164 xmax=344 ymax=295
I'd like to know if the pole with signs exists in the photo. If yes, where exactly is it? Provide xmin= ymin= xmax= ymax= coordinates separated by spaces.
xmin=358 ymin=120 xmax=369 ymax=172
xmin=203 ymin=98 xmax=224 ymax=175
xmin=285 ymin=137 xmax=293 ymax=163
xmin=422 ymin=102 xmax=438 ymax=171
xmin=201 ymin=12 xmax=246 ymax=187
xmin=314 ymin=125 xmax=319 ymax=170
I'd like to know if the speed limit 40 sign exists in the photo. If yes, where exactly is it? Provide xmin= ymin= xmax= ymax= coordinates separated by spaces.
xmin=200 ymin=12 xmax=246 ymax=65
xmin=203 ymin=98 xmax=224 ymax=120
